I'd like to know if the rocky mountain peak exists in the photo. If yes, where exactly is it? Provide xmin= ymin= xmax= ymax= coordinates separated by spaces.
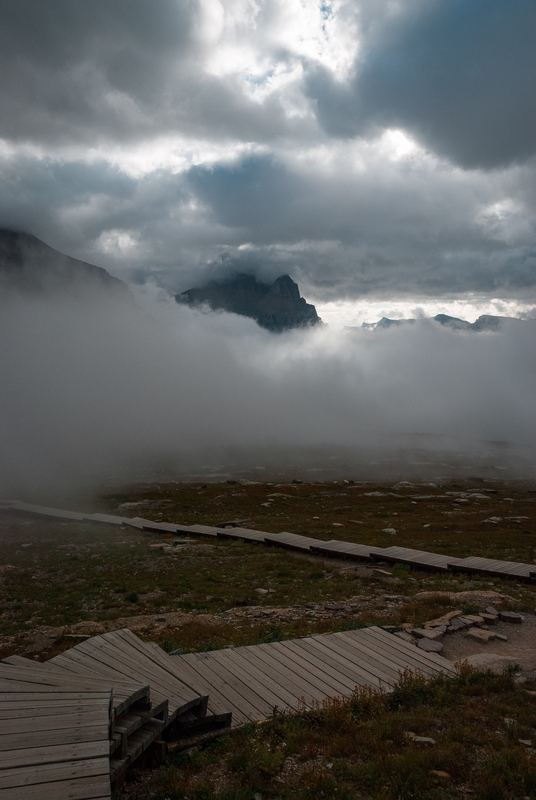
xmin=177 ymin=273 xmax=321 ymax=332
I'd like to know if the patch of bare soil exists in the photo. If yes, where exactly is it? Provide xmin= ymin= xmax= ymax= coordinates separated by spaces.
xmin=442 ymin=611 xmax=536 ymax=675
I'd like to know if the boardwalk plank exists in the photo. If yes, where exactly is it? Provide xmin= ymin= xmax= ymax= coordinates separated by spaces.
xmin=360 ymin=628 xmax=454 ymax=673
xmin=180 ymin=655 xmax=263 ymax=723
xmin=0 ymin=757 xmax=109 ymax=789
xmin=200 ymin=649 xmax=293 ymax=712
xmin=186 ymin=652 xmax=272 ymax=719
xmin=0 ymin=773 xmax=110 ymax=798
xmin=294 ymin=637 xmax=395 ymax=687
xmin=228 ymin=646 xmax=323 ymax=704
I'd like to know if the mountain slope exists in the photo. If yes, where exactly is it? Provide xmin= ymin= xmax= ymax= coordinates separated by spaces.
xmin=0 ymin=229 xmax=129 ymax=298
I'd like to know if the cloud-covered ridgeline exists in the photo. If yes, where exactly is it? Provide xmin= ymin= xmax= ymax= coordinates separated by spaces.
xmin=1 ymin=285 xmax=535 ymax=494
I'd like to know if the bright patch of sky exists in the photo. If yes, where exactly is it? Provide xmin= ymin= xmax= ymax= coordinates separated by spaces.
xmin=316 ymin=298 xmax=536 ymax=330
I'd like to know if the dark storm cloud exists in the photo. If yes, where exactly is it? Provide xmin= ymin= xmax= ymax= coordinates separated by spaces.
xmin=0 ymin=0 xmax=535 ymax=302
xmin=307 ymin=0 xmax=536 ymax=169
xmin=0 ymin=0 xmax=295 ymax=147
xmin=187 ymin=153 xmax=536 ymax=298
xmin=1 ymin=142 xmax=535 ymax=301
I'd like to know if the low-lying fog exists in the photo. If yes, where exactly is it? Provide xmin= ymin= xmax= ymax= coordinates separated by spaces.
xmin=1 ymin=284 xmax=535 ymax=496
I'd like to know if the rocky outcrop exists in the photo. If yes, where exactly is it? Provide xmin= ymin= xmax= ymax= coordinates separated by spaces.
xmin=0 ymin=229 xmax=129 ymax=298
xmin=177 ymin=273 xmax=322 ymax=332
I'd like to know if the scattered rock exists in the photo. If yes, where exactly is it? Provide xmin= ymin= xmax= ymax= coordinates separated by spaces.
xmin=463 ymin=614 xmax=485 ymax=625
xmin=447 ymin=618 xmax=466 ymax=633
xmin=417 ymin=638 xmax=444 ymax=653
xmin=413 ymin=736 xmax=437 ymax=745
xmin=458 ymin=616 xmax=477 ymax=628
xmin=514 ymin=676 xmax=527 ymax=686
xmin=504 ymin=718 xmax=516 ymax=727
xmin=382 ymin=528 xmax=397 ymax=534
xmin=371 ymin=568 xmax=392 ymax=577
xmin=485 ymin=606 xmax=499 ymax=616
xmin=480 ymin=613 xmax=498 ymax=624
xmin=424 ymin=610 xmax=462 ymax=628
xmin=67 ymin=621 xmax=106 ymax=635
xmin=457 ymin=654 xmax=518 ymax=673
xmin=412 ymin=628 xmax=445 ymax=641
xmin=499 ymin=611 xmax=524 ymax=624
xmin=519 ymin=739 xmax=532 ymax=747
xmin=495 ymin=633 xmax=509 ymax=641
xmin=255 ymin=588 xmax=269 ymax=595
xmin=466 ymin=629 xmax=496 ymax=643
xmin=429 ymin=770 xmax=450 ymax=779
xmin=332 ymin=523 xmax=344 ymax=527
xmin=415 ymin=590 xmax=515 ymax=606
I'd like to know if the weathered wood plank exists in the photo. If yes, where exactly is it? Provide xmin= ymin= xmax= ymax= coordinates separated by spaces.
xmin=0 ymin=773 xmax=111 ymax=799
xmin=0 ymin=741 xmax=109 ymax=769
xmin=0 ymin=757 xmax=110 ymax=789
xmin=0 ymin=775 xmax=110 ymax=799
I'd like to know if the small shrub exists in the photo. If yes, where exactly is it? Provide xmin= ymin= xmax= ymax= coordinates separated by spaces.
xmin=262 ymin=627 xmax=284 ymax=643
xmin=125 ymin=591 xmax=139 ymax=603
xmin=461 ymin=603 xmax=480 ymax=615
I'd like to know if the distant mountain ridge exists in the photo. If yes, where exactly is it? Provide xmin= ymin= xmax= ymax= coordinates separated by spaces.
xmin=177 ymin=273 xmax=322 ymax=332
xmin=359 ymin=313 xmax=524 ymax=332
xmin=0 ymin=229 xmax=129 ymax=298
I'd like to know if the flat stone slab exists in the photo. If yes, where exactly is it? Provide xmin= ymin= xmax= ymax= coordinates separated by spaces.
xmin=447 ymin=618 xmax=466 ymax=633
xmin=499 ymin=611 xmax=524 ymax=624
xmin=413 ymin=627 xmax=445 ymax=641
xmin=417 ymin=638 xmax=444 ymax=653
xmin=466 ymin=629 xmax=496 ymax=643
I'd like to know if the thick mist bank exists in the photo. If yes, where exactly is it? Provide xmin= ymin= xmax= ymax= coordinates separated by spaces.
xmin=1 ymin=286 xmax=535 ymax=496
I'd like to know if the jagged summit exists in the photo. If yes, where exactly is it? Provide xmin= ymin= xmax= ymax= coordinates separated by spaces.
xmin=177 ymin=273 xmax=322 ymax=332
xmin=0 ymin=229 xmax=129 ymax=297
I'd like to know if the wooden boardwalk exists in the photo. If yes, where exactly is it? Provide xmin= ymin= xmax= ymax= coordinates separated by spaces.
xmin=0 ymin=685 xmax=111 ymax=799
xmin=2 ymin=499 xmax=535 ymax=580
xmin=2 ymin=498 xmax=535 ymax=581
xmin=0 ymin=625 xmax=455 ymax=796
xmin=172 ymin=626 xmax=454 ymax=725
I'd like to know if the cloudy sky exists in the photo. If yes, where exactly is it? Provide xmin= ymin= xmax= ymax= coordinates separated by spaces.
xmin=1 ymin=0 xmax=535 ymax=325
